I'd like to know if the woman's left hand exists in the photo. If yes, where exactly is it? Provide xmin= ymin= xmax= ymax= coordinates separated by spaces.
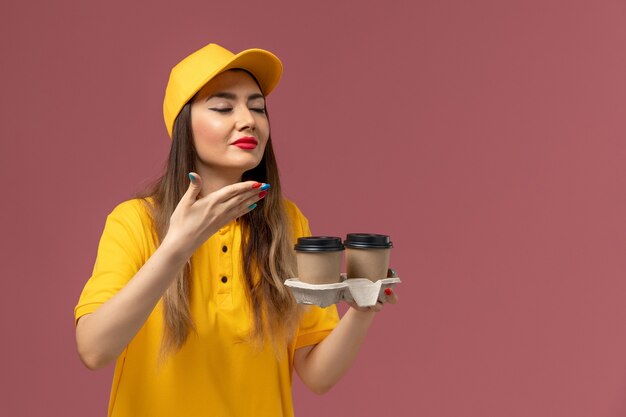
xmin=346 ymin=288 xmax=398 ymax=313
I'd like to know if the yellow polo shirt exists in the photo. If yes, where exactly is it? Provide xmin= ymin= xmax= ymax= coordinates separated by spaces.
xmin=75 ymin=199 xmax=339 ymax=417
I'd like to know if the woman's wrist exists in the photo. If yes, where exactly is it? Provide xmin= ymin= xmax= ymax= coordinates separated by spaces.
xmin=346 ymin=306 xmax=377 ymax=324
xmin=160 ymin=233 xmax=195 ymax=265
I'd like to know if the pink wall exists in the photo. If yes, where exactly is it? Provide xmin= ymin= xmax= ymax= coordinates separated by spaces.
xmin=2 ymin=0 xmax=626 ymax=415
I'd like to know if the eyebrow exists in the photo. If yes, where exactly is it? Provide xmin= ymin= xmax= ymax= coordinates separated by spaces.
xmin=205 ymin=92 xmax=265 ymax=102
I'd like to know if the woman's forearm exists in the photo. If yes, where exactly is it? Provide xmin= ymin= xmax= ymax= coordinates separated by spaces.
xmin=75 ymin=237 xmax=189 ymax=370
xmin=295 ymin=308 xmax=377 ymax=394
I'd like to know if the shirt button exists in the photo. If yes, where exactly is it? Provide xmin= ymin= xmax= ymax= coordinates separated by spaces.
xmin=221 ymin=276 xmax=228 ymax=283
xmin=222 ymin=245 xmax=228 ymax=253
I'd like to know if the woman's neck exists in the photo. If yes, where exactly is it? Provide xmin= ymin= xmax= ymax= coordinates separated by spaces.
xmin=195 ymin=165 xmax=244 ymax=197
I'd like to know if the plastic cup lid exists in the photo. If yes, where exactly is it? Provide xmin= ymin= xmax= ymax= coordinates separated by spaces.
xmin=344 ymin=233 xmax=393 ymax=249
xmin=294 ymin=236 xmax=345 ymax=252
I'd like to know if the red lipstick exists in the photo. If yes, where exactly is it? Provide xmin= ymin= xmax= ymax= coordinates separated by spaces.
xmin=232 ymin=137 xmax=258 ymax=150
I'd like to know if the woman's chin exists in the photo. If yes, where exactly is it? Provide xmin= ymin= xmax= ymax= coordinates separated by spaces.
xmin=196 ymin=153 xmax=263 ymax=175
xmin=224 ymin=159 xmax=263 ymax=174
xmin=232 ymin=154 xmax=263 ymax=170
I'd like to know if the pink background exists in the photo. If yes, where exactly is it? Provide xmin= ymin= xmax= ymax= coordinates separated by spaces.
xmin=2 ymin=0 xmax=626 ymax=416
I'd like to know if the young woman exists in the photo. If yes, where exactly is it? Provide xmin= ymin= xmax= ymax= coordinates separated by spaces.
xmin=74 ymin=43 xmax=397 ymax=417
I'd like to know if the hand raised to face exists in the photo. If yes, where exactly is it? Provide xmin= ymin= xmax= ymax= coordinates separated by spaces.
xmin=164 ymin=172 xmax=270 ymax=258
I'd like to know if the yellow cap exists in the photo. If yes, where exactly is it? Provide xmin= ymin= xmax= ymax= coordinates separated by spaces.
xmin=163 ymin=43 xmax=283 ymax=138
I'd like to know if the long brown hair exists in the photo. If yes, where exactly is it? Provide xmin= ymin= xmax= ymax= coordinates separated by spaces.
xmin=139 ymin=76 xmax=299 ymax=357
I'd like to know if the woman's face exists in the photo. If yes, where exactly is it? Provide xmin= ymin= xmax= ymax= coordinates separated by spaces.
xmin=190 ymin=70 xmax=269 ymax=175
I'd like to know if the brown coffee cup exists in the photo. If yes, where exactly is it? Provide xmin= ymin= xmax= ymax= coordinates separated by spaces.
xmin=294 ymin=236 xmax=344 ymax=285
xmin=345 ymin=233 xmax=393 ymax=281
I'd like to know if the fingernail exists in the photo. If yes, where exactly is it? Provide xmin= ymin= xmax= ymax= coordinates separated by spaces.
xmin=248 ymin=203 xmax=258 ymax=210
xmin=252 ymin=182 xmax=262 ymax=189
xmin=188 ymin=173 xmax=195 ymax=183
xmin=258 ymin=191 xmax=268 ymax=199
xmin=260 ymin=183 xmax=271 ymax=191
xmin=384 ymin=288 xmax=392 ymax=296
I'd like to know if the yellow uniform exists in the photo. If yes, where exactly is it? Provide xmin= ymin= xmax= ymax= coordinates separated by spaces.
xmin=75 ymin=199 xmax=339 ymax=417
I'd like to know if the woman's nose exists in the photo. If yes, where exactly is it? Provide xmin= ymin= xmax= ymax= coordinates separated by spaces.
xmin=235 ymin=107 xmax=256 ymax=131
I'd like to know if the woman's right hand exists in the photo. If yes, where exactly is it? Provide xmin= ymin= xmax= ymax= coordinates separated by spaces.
xmin=164 ymin=172 xmax=268 ymax=258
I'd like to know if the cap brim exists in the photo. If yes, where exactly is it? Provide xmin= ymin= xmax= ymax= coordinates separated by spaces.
xmin=223 ymin=48 xmax=283 ymax=96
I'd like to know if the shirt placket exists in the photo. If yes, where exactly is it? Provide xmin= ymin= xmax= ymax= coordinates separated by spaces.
xmin=216 ymin=222 xmax=234 ymax=307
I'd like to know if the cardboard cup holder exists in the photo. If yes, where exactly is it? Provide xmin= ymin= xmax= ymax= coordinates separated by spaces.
xmin=285 ymin=270 xmax=401 ymax=308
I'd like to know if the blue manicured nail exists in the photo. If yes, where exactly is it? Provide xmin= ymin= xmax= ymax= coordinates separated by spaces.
xmin=260 ymin=183 xmax=270 ymax=191
xmin=188 ymin=173 xmax=195 ymax=183
xmin=248 ymin=203 xmax=257 ymax=210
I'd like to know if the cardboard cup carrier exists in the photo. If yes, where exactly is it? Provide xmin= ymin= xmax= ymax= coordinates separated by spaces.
xmin=286 ymin=234 xmax=400 ymax=307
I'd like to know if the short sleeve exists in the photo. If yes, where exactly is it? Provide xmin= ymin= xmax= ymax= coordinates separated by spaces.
xmin=74 ymin=200 xmax=156 ymax=324
xmin=294 ymin=305 xmax=340 ymax=349
xmin=283 ymin=199 xmax=340 ymax=349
